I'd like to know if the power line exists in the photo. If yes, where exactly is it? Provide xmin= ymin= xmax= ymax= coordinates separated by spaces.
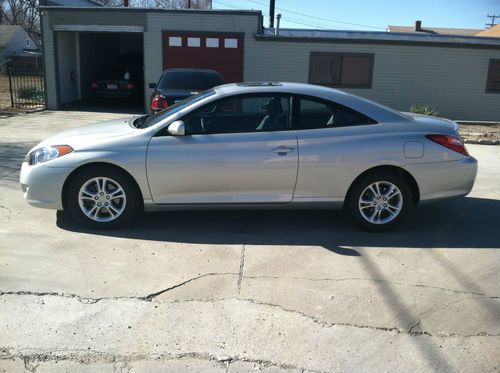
xmin=486 ymin=14 xmax=500 ymax=28
xmin=245 ymin=0 xmax=385 ymax=30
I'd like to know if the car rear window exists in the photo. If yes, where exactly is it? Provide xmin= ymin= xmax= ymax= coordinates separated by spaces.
xmin=158 ymin=72 xmax=224 ymax=90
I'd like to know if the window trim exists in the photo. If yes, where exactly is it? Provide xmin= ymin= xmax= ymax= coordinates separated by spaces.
xmin=178 ymin=93 xmax=294 ymax=136
xmin=308 ymin=52 xmax=375 ymax=89
xmin=291 ymin=94 xmax=377 ymax=130
xmin=486 ymin=59 xmax=500 ymax=94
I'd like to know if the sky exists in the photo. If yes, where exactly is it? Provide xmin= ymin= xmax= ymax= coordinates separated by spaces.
xmin=211 ymin=0 xmax=500 ymax=31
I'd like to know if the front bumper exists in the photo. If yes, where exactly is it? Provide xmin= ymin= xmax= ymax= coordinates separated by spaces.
xmin=404 ymin=156 xmax=478 ymax=203
xmin=19 ymin=162 xmax=72 ymax=210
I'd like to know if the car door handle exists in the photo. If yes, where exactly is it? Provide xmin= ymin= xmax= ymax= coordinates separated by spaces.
xmin=272 ymin=146 xmax=295 ymax=155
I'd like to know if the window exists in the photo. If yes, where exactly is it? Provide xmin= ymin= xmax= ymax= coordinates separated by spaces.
xmin=224 ymin=38 xmax=238 ymax=48
xmin=294 ymin=96 xmax=375 ymax=130
xmin=206 ymin=38 xmax=219 ymax=48
xmin=168 ymin=36 xmax=182 ymax=47
xmin=309 ymin=52 xmax=374 ymax=88
xmin=187 ymin=37 xmax=201 ymax=47
xmin=182 ymin=95 xmax=290 ymax=135
xmin=26 ymin=39 xmax=30 ymax=47
xmin=486 ymin=59 xmax=500 ymax=93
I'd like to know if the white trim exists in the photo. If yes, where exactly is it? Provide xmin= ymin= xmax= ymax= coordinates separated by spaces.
xmin=53 ymin=25 xmax=144 ymax=33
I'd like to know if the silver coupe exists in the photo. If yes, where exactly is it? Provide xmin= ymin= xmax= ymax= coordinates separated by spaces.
xmin=20 ymin=82 xmax=477 ymax=230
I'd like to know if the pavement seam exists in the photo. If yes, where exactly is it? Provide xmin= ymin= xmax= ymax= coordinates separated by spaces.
xmin=237 ymin=244 xmax=246 ymax=296
xmin=1 ymin=292 xmax=497 ymax=338
xmin=0 ymin=349 xmax=323 ymax=373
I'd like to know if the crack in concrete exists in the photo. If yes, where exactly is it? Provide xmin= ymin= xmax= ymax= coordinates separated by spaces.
xmin=237 ymin=244 xmax=246 ymax=296
xmin=0 ymin=204 xmax=11 ymax=222
xmin=244 ymin=275 xmax=500 ymax=299
xmin=1 ymin=348 xmax=322 ymax=373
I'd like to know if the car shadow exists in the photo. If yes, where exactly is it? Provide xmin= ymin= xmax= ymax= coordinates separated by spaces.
xmin=57 ymin=196 xmax=500 ymax=253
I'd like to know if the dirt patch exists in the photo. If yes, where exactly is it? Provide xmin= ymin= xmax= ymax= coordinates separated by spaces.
xmin=0 ymin=74 xmax=12 ymax=110
xmin=458 ymin=123 xmax=500 ymax=145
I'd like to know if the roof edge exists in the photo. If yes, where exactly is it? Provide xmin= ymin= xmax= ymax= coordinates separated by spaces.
xmin=40 ymin=6 xmax=262 ymax=16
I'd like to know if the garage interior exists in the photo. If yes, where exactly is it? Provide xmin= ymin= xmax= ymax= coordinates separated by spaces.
xmin=56 ymin=31 xmax=144 ymax=113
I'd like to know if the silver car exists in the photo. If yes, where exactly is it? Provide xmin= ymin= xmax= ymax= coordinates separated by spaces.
xmin=20 ymin=82 xmax=477 ymax=231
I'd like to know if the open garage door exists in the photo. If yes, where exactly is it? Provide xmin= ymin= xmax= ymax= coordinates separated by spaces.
xmin=163 ymin=32 xmax=244 ymax=83
xmin=56 ymin=31 xmax=144 ymax=113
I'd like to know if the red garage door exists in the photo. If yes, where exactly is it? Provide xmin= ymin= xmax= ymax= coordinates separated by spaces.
xmin=163 ymin=32 xmax=244 ymax=83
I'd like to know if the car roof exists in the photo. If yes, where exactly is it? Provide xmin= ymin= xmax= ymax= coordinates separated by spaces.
xmin=214 ymin=82 xmax=407 ymax=123
xmin=162 ymin=68 xmax=223 ymax=75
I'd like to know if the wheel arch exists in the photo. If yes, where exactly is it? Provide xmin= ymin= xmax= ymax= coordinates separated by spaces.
xmin=61 ymin=162 xmax=144 ymax=210
xmin=344 ymin=165 xmax=420 ymax=208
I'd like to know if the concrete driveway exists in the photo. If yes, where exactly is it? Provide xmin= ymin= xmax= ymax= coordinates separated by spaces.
xmin=0 ymin=111 xmax=499 ymax=372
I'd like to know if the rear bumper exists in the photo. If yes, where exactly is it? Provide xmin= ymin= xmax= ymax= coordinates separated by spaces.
xmin=94 ymin=90 xmax=134 ymax=98
xmin=19 ymin=162 xmax=71 ymax=210
xmin=404 ymin=156 xmax=478 ymax=203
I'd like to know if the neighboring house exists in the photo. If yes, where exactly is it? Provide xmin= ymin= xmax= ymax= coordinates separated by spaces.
xmin=387 ymin=21 xmax=483 ymax=36
xmin=39 ymin=0 xmax=102 ymax=6
xmin=476 ymin=24 xmax=500 ymax=37
xmin=0 ymin=25 xmax=38 ymax=72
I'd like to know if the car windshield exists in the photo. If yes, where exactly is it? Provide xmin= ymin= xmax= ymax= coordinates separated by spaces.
xmin=158 ymin=71 xmax=224 ymax=90
xmin=137 ymin=89 xmax=216 ymax=128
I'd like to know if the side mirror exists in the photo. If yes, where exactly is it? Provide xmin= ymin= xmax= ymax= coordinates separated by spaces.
xmin=149 ymin=82 xmax=156 ymax=89
xmin=167 ymin=120 xmax=185 ymax=136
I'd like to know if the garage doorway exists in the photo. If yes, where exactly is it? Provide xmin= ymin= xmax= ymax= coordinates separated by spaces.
xmin=56 ymin=31 xmax=144 ymax=113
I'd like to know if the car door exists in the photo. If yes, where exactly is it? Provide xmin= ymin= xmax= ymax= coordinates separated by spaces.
xmin=146 ymin=93 xmax=298 ymax=204
xmin=292 ymin=95 xmax=378 ymax=200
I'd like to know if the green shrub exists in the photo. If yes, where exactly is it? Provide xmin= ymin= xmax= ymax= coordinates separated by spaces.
xmin=410 ymin=105 xmax=439 ymax=116
xmin=18 ymin=87 xmax=45 ymax=102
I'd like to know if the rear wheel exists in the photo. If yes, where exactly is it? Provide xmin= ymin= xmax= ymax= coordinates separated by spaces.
xmin=66 ymin=167 xmax=140 ymax=229
xmin=348 ymin=172 xmax=412 ymax=231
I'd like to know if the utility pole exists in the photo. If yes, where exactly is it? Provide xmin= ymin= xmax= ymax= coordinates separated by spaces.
xmin=486 ymin=14 xmax=500 ymax=28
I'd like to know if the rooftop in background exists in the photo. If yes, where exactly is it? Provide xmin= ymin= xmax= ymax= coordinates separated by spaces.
xmin=387 ymin=20 xmax=484 ymax=36
xmin=476 ymin=24 xmax=500 ymax=37
xmin=258 ymin=28 xmax=500 ymax=47
xmin=0 ymin=25 xmax=23 ymax=48
xmin=387 ymin=25 xmax=482 ymax=36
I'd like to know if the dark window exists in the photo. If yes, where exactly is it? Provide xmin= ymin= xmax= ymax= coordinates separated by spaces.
xmin=158 ymin=71 xmax=225 ymax=91
xmin=486 ymin=59 xmax=500 ymax=93
xmin=294 ymin=96 xmax=375 ymax=130
xmin=182 ymin=94 xmax=290 ymax=135
xmin=309 ymin=52 xmax=374 ymax=88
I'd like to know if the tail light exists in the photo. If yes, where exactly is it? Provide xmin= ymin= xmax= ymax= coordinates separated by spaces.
xmin=91 ymin=81 xmax=99 ymax=89
xmin=151 ymin=95 xmax=169 ymax=112
xmin=126 ymin=83 xmax=135 ymax=90
xmin=426 ymin=134 xmax=469 ymax=156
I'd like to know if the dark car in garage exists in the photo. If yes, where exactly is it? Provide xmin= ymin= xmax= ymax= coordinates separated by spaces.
xmin=150 ymin=68 xmax=225 ymax=112
xmin=91 ymin=53 xmax=143 ymax=100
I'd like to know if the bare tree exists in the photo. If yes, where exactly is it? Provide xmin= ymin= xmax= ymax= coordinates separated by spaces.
xmin=0 ymin=0 xmax=40 ymax=45
xmin=95 ymin=0 xmax=212 ymax=8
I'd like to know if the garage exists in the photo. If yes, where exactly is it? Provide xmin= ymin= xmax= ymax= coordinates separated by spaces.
xmin=163 ymin=31 xmax=244 ymax=83
xmin=55 ymin=29 xmax=144 ymax=113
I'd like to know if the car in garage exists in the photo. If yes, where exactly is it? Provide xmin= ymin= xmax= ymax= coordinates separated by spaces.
xmin=150 ymin=68 xmax=225 ymax=112
xmin=20 ymin=82 xmax=477 ymax=231
xmin=91 ymin=53 xmax=143 ymax=99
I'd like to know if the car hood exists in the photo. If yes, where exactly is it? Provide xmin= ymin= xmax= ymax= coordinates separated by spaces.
xmin=36 ymin=117 xmax=137 ymax=149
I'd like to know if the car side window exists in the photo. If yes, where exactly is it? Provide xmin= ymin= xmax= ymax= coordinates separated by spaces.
xmin=182 ymin=95 xmax=290 ymax=135
xmin=295 ymin=97 xmax=374 ymax=130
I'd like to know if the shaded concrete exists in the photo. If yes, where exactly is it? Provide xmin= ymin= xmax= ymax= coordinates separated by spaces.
xmin=0 ymin=111 xmax=499 ymax=372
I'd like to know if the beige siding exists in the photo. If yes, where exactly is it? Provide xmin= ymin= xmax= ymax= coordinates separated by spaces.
xmin=246 ymin=40 xmax=500 ymax=120
xmin=42 ymin=17 xmax=57 ymax=110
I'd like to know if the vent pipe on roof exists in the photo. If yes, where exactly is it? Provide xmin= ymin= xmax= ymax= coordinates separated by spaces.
xmin=269 ymin=0 xmax=276 ymax=28
xmin=415 ymin=20 xmax=422 ymax=32
xmin=275 ymin=13 xmax=281 ymax=36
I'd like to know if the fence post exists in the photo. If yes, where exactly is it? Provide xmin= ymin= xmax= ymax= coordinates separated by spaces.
xmin=8 ymin=67 xmax=14 ymax=108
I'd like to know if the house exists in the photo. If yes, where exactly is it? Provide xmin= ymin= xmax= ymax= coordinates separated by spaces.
xmin=40 ymin=7 xmax=500 ymax=120
xmin=0 ymin=25 xmax=38 ymax=72
xmin=387 ymin=21 xmax=483 ymax=36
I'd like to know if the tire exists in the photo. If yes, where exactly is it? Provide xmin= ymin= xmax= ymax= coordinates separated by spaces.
xmin=66 ymin=166 xmax=141 ymax=229
xmin=347 ymin=172 xmax=412 ymax=231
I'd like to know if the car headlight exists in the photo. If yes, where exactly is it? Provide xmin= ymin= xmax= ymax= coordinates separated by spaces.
xmin=26 ymin=145 xmax=74 ymax=165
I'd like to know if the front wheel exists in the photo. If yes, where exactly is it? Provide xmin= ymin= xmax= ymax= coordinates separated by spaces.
xmin=347 ymin=173 xmax=412 ymax=231
xmin=66 ymin=167 xmax=140 ymax=229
